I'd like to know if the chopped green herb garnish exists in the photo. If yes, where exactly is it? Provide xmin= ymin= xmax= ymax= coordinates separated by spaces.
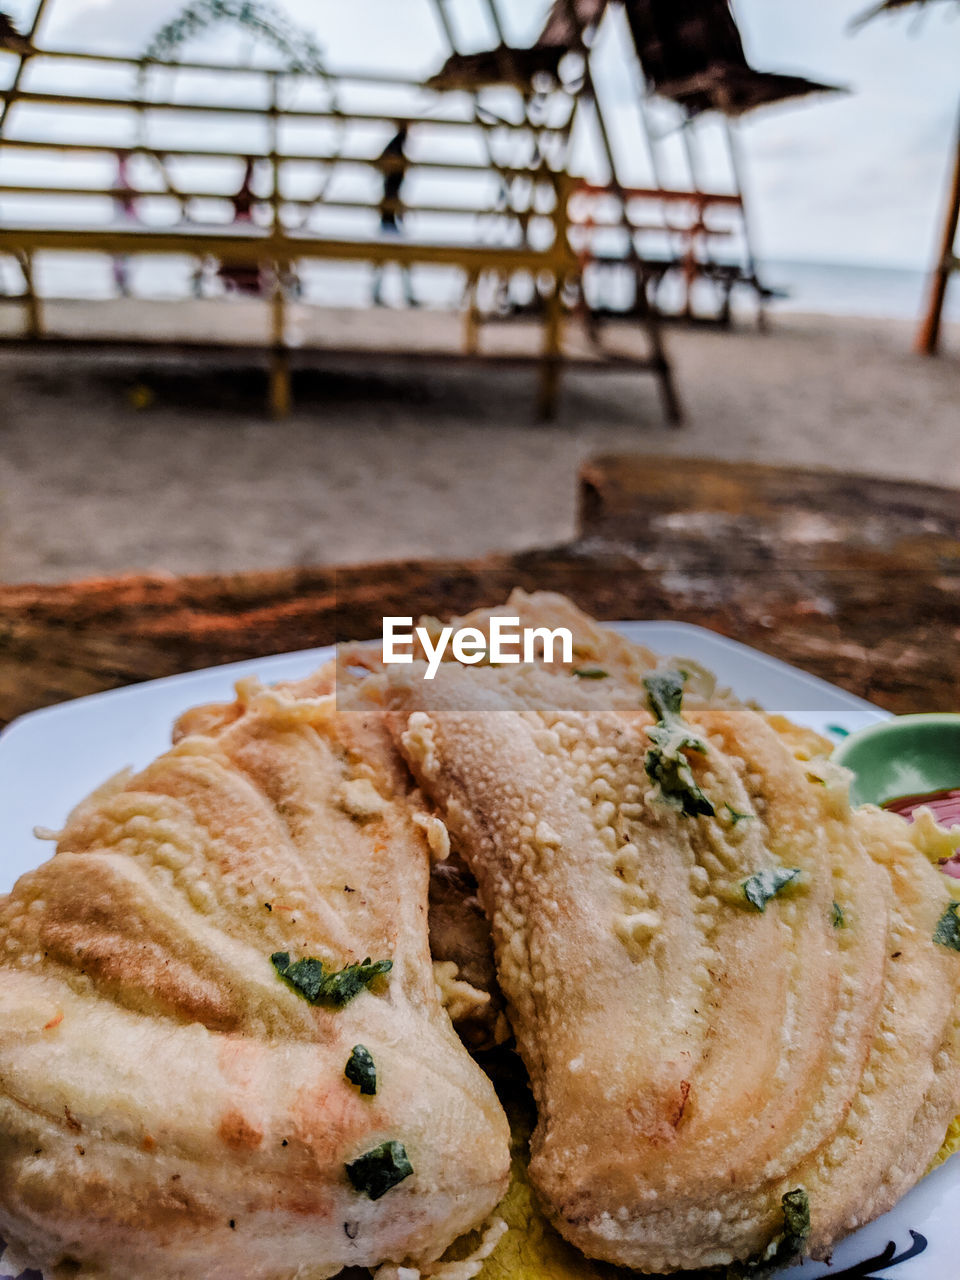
xmin=346 ymin=1140 xmax=413 ymax=1200
xmin=933 ymin=902 xmax=960 ymax=952
xmin=345 ymin=1044 xmax=377 ymax=1095
xmin=643 ymin=672 xmax=715 ymax=818
xmin=780 ymin=1188 xmax=810 ymax=1251
xmin=724 ymin=803 xmax=754 ymax=826
xmin=572 ymin=667 xmax=609 ymax=679
xmin=271 ymin=952 xmax=392 ymax=1007
xmin=831 ymin=901 xmax=845 ymax=929
xmin=644 ymin=670 xmax=685 ymax=722
xmin=646 ymin=748 xmax=715 ymax=818
xmin=271 ymin=953 xmax=324 ymax=1000
xmin=727 ymin=1188 xmax=810 ymax=1278
xmin=742 ymin=867 xmax=802 ymax=912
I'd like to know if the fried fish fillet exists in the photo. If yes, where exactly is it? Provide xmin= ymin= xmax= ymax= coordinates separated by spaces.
xmin=385 ymin=600 xmax=960 ymax=1274
xmin=176 ymin=682 xmax=508 ymax=1054
xmin=0 ymin=669 xmax=510 ymax=1279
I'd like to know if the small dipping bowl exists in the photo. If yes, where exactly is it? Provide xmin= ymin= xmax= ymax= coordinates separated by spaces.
xmin=832 ymin=713 xmax=960 ymax=812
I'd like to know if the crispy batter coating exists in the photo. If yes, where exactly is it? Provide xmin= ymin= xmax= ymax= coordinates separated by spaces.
xmin=0 ymin=668 xmax=509 ymax=1279
xmin=386 ymin=594 xmax=960 ymax=1273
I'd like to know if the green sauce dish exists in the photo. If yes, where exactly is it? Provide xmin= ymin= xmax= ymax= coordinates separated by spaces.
xmin=832 ymin=713 xmax=960 ymax=811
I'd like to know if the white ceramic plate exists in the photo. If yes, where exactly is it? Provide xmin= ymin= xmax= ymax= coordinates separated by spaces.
xmin=0 ymin=623 xmax=949 ymax=1279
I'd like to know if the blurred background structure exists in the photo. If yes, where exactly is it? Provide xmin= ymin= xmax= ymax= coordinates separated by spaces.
xmin=0 ymin=0 xmax=845 ymax=420
xmin=0 ymin=0 xmax=956 ymax=586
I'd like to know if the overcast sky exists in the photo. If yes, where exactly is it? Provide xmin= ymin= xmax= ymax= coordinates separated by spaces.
xmin=4 ymin=0 xmax=959 ymax=268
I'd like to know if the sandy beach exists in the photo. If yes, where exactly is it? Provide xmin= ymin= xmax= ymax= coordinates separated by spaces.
xmin=0 ymin=304 xmax=956 ymax=585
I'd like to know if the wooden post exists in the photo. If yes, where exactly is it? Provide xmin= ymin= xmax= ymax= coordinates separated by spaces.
xmin=678 ymin=121 xmax=702 ymax=319
xmin=15 ymin=249 xmax=43 ymax=338
xmin=0 ymin=0 xmax=52 ymax=133
xmin=724 ymin=116 xmax=766 ymax=330
xmin=267 ymin=72 xmax=291 ymax=418
xmin=1 ymin=0 xmax=52 ymax=334
xmin=916 ymin=101 xmax=960 ymax=357
xmin=537 ymin=275 xmax=563 ymax=422
xmin=538 ymin=172 xmax=570 ymax=422
xmin=269 ymin=343 xmax=292 ymax=419
xmin=463 ymin=269 xmax=480 ymax=354
xmin=579 ymin=47 xmax=682 ymax=424
xmin=270 ymin=261 xmax=290 ymax=421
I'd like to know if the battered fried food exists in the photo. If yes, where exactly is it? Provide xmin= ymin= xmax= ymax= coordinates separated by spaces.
xmin=4 ymin=589 xmax=959 ymax=1280
xmin=386 ymin=597 xmax=960 ymax=1274
xmin=0 ymin=669 xmax=510 ymax=1280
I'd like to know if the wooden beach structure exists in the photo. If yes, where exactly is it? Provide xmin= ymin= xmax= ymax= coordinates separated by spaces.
xmin=916 ymin=101 xmax=960 ymax=355
xmin=0 ymin=0 xmax=835 ymax=419
xmin=856 ymin=0 xmax=959 ymax=354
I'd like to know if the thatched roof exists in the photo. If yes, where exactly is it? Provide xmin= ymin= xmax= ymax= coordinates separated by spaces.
xmin=428 ymin=0 xmax=840 ymax=116
xmin=0 ymin=11 xmax=32 ymax=54
xmin=650 ymin=65 xmax=841 ymax=116
xmin=852 ymin=0 xmax=955 ymax=23
xmin=426 ymin=0 xmax=605 ymax=91
xmin=621 ymin=0 xmax=840 ymax=115
xmin=427 ymin=44 xmax=564 ymax=92
xmin=537 ymin=0 xmax=609 ymax=48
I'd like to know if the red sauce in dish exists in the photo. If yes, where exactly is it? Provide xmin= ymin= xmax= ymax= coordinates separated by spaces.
xmin=883 ymin=787 xmax=960 ymax=827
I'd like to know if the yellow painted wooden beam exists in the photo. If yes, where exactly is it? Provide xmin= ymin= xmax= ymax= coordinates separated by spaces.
xmin=0 ymin=136 xmax=565 ymax=181
xmin=0 ymin=225 xmax=578 ymax=273
xmin=0 ymin=88 xmax=555 ymax=134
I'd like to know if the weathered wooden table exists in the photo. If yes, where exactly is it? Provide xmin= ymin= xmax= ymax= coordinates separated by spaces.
xmin=1 ymin=455 xmax=957 ymax=729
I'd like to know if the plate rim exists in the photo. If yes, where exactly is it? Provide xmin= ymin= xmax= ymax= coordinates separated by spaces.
xmin=0 ymin=619 xmax=886 ymax=746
